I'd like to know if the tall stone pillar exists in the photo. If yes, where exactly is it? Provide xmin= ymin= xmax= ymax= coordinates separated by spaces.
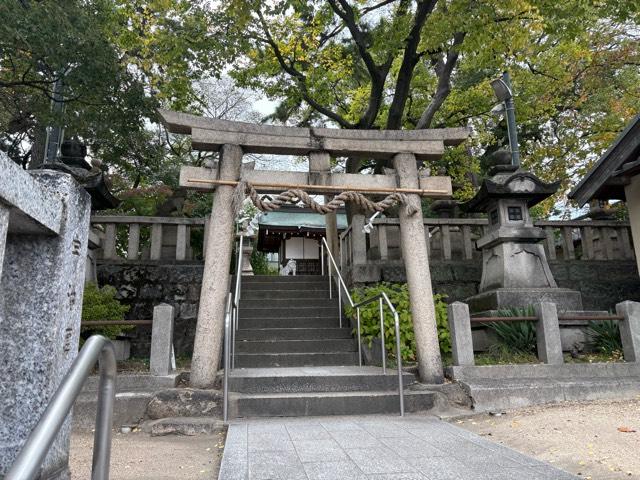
xmin=191 ymin=144 xmax=243 ymax=388
xmin=0 ymin=162 xmax=91 ymax=479
xmin=393 ymin=152 xmax=444 ymax=384
xmin=309 ymin=152 xmax=340 ymax=272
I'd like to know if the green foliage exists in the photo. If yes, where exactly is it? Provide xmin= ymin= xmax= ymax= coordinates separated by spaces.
xmin=586 ymin=320 xmax=622 ymax=356
xmin=485 ymin=306 xmax=537 ymax=355
xmin=250 ymin=249 xmax=278 ymax=275
xmin=1 ymin=0 xmax=222 ymax=184
xmin=81 ymin=283 xmax=131 ymax=340
xmin=475 ymin=346 xmax=539 ymax=366
xmin=346 ymin=282 xmax=449 ymax=362
xmin=215 ymin=1 xmax=639 ymax=213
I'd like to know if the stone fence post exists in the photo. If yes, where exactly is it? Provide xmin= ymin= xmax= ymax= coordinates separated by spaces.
xmin=447 ymin=302 xmax=474 ymax=366
xmin=534 ymin=302 xmax=563 ymax=365
xmin=150 ymin=304 xmax=175 ymax=376
xmin=615 ymin=301 xmax=640 ymax=362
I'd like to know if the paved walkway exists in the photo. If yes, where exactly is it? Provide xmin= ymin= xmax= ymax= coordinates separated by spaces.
xmin=218 ymin=415 xmax=578 ymax=479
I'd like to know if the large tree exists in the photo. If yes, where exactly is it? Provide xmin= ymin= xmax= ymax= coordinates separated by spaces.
xmin=0 ymin=0 xmax=222 ymax=184
xmin=215 ymin=0 xmax=639 ymax=211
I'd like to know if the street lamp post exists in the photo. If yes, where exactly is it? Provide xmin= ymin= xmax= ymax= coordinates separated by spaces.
xmin=490 ymin=71 xmax=520 ymax=168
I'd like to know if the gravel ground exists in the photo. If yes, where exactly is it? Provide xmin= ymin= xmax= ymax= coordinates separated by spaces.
xmin=69 ymin=428 xmax=225 ymax=480
xmin=455 ymin=398 xmax=640 ymax=480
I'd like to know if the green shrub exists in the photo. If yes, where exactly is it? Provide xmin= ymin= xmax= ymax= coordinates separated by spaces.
xmin=81 ymin=283 xmax=131 ymax=340
xmin=485 ymin=305 xmax=537 ymax=354
xmin=346 ymin=282 xmax=449 ymax=362
xmin=586 ymin=320 xmax=622 ymax=355
xmin=250 ymin=249 xmax=278 ymax=275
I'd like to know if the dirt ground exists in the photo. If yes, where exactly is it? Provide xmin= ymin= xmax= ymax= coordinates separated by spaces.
xmin=69 ymin=428 xmax=225 ymax=480
xmin=455 ymin=398 xmax=640 ymax=479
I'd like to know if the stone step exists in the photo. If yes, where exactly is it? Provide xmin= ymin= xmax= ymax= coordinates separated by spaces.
xmin=228 ymin=390 xmax=435 ymax=417
xmin=458 ymin=375 xmax=640 ymax=413
xmin=227 ymin=366 xmax=415 ymax=394
xmin=242 ymin=289 xmax=331 ymax=300
xmin=238 ymin=316 xmax=341 ymax=329
xmin=240 ymin=298 xmax=338 ymax=309
xmin=241 ymin=282 xmax=330 ymax=291
xmin=234 ymin=351 xmax=359 ymax=368
xmin=239 ymin=306 xmax=339 ymax=319
xmin=241 ymin=275 xmax=327 ymax=283
xmin=235 ymin=338 xmax=356 ymax=354
xmin=141 ymin=417 xmax=224 ymax=436
xmin=235 ymin=328 xmax=353 ymax=341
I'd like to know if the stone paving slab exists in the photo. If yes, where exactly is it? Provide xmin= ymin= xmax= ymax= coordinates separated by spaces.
xmin=218 ymin=415 xmax=579 ymax=480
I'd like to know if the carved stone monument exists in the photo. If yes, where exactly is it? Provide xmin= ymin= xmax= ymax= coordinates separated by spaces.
xmin=463 ymin=151 xmax=583 ymax=313
xmin=0 ymin=152 xmax=91 ymax=479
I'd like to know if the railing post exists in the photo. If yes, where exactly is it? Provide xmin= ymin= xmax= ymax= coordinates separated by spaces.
xmin=580 ymin=226 xmax=594 ymax=260
xmin=356 ymin=308 xmax=362 ymax=367
xmin=378 ymin=225 xmax=388 ymax=261
xmin=351 ymin=214 xmax=367 ymax=266
xmin=534 ymin=302 xmax=563 ymax=365
xmin=176 ymin=224 xmax=188 ymax=261
xmin=440 ymin=224 xmax=452 ymax=260
xmin=379 ymin=297 xmax=386 ymax=374
xmin=150 ymin=223 xmax=163 ymax=260
xmin=103 ymin=223 xmax=117 ymax=259
xmin=544 ymin=227 xmax=557 ymax=261
xmin=393 ymin=310 xmax=404 ymax=417
xmin=461 ymin=225 xmax=473 ymax=260
xmin=447 ymin=302 xmax=474 ymax=366
xmin=615 ymin=301 xmax=640 ymax=362
xmin=127 ymin=224 xmax=140 ymax=260
xmin=150 ymin=304 xmax=175 ymax=376
xmin=561 ymin=227 xmax=575 ymax=260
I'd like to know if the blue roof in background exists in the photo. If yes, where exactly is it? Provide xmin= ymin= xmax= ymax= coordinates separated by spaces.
xmin=259 ymin=210 xmax=348 ymax=229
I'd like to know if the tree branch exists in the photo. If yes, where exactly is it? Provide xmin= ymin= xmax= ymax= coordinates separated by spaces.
xmin=386 ymin=0 xmax=439 ymax=129
xmin=255 ymin=9 xmax=355 ymax=128
xmin=415 ymin=31 xmax=465 ymax=129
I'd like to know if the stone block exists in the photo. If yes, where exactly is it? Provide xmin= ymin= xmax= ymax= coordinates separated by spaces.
xmin=150 ymin=304 xmax=175 ymax=376
xmin=534 ymin=302 xmax=563 ymax=365
xmin=616 ymin=301 xmax=640 ymax=362
xmin=0 ymin=170 xmax=91 ymax=479
xmin=467 ymin=287 xmax=583 ymax=313
xmin=448 ymin=302 xmax=474 ymax=366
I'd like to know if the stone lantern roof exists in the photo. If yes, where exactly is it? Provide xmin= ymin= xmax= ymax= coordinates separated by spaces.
xmin=461 ymin=151 xmax=560 ymax=213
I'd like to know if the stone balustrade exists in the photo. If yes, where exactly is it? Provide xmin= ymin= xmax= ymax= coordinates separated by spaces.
xmin=91 ymin=215 xmax=207 ymax=262
xmin=339 ymin=217 xmax=634 ymax=270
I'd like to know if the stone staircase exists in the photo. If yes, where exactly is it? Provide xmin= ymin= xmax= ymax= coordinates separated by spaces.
xmin=227 ymin=275 xmax=437 ymax=417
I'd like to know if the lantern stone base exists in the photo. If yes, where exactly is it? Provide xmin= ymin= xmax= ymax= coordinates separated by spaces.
xmin=467 ymin=287 xmax=583 ymax=314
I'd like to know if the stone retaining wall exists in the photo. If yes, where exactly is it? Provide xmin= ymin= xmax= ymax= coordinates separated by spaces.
xmin=98 ymin=260 xmax=640 ymax=357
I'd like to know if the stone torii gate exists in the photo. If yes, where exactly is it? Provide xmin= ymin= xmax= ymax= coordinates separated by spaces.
xmin=159 ymin=109 xmax=469 ymax=387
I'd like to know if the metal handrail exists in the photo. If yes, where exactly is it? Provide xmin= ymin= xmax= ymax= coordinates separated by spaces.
xmin=231 ymin=235 xmax=244 ymax=369
xmin=6 ymin=335 xmax=116 ymax=480
xmin=352 ymin=292 xmax=405 ymax=417
xmin=321 ymin=237 xmax=404 ymax=416
xmin=222 ymin=292 xmax=233 ymax=423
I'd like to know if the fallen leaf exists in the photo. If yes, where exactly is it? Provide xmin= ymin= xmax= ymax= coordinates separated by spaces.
xmin=617 ymin=426 xmax=636 ymax=433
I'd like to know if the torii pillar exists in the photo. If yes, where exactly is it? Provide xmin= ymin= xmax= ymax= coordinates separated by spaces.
xmin=394 ymin=153 xmax=444 ymax=384
xmin=191 ymin=144 xmax=242 ymax=388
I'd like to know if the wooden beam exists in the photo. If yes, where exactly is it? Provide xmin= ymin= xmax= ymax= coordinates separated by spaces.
xmin=179 ymin=166 xmax=452 ymax=197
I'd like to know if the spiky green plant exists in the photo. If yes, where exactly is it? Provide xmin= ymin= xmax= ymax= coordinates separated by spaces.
xmin=485 ymin=305 xmax=537 ymax=354
xmin=586 ymin=320 xmax=622 ymax=355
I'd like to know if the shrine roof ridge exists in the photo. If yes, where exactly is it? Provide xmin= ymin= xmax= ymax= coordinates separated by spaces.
xmin=158 ymin=109 xmax=470 ymax=158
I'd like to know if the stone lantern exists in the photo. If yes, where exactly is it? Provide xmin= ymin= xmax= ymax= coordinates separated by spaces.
xmin=462 ymin=151 xmax=583 ymax=313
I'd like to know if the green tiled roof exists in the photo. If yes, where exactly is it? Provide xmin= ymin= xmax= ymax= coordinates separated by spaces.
xmin=259 ymin=210 xmax=348 ymax=229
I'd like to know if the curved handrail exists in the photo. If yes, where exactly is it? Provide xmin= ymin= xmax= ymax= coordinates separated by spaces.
xmin=6 ymin=335 xmax=117 ymax=480
xmin=321 ymin=237 xmax=404 ymax=417
xmin=223 ymin=292 xmax=234 ymax=423
xmin=231 ymin=234 xmax=244 ymax=369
